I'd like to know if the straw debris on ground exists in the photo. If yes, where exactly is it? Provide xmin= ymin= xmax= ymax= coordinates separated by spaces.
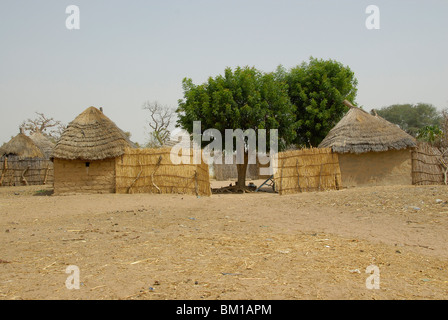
xmin=1 ymin=183 xmax=447 ymax=300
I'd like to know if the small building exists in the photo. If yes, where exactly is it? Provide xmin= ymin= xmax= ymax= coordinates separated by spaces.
xmin=0 ymin=129 xmax=54 ymax=186
xmin=318 ymin=102 xmax=417 ymax=187
xmin=51 ymin=107 xmax=135 ymax=194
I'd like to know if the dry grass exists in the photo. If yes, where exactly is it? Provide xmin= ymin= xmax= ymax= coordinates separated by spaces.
xmin=319 ymin=107 xmax=416 ymax=153
xmin=0 ymin=133 xmax=44 ymax=159
xmin=116 ymin=148 xmax=211 ymax=196
xmin=273 ymin=148 xmax=342 ymax=195
xmin=51 ymin=107 xmax=135 ymax=161
xmin=1 ymin=184 xmax=448 ymax=300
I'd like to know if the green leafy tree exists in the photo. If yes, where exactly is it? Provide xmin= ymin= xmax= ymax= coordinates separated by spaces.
xmin=176 ymin=66 xmax=297 ymax=190
xmin=373 ymin=103 xmax=442 ymax=137
xmin=417 ymin=125 xmax=443 ymax=144
xmin=441 ymin=110 xmax=448 ymax=148
xmin=277 ymin=57 xmax=358 ymax=147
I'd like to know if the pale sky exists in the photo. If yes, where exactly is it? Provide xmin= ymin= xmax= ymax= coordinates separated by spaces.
xmin=1 ymin=0 xmax=447 ymax=145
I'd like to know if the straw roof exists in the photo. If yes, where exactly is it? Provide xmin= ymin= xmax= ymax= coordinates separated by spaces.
xmin=29 ymin=131 xmax=55 ymax=159
xmin=51 ymin=107 xmax=135 ymax=160
xmin=0 ymin=131 xmax=45 ymax=159
xmin=318 ymin=105 xmax=416 ymax=154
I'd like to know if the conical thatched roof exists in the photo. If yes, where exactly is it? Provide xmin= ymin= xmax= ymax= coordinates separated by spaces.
xmin=0 ymin=131 xmax=45 ymax=159
xmin=51 ymin=107 xmax=135 ymax=160
xmin=318 ymin=104 xmax=416 ymax=154
xmin=29 ymin=131 xmax=55 ymax=159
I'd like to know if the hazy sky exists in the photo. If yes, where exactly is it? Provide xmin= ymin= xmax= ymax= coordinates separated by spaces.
xmin=1 ymin=0 xmax=447 ymax=145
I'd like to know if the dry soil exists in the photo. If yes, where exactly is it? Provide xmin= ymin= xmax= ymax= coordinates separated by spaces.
xmin=0 ymin=182 xmax=447 ymax=300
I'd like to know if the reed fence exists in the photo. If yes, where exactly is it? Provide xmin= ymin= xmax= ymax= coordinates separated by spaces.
xmin=273 ymin=148 xmax=342 ymax=195
xmin=412 ymin=143 xmax=447 ymax=185
xmin=115 ymin=148 xmax=211 ymax=196
xmin=0 ymin=156 xmax=53 ymax=186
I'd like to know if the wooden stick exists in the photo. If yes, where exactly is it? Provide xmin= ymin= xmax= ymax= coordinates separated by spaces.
xmin=90 ymin=285 xmax=106 ymax=291
xmin=151 ymin=156 xmax=163 ymax=193
xmin=318 ymin=164 xmax=323 ymax=191
xmin=128 ymin=160 xmax=143 ymax=194
xmin=130 ymin=258 xmax=158 ymax=265
xmin=42 ymin=261 xmax=56 ymax=270
xmin=21 ymin=166 xmax=30 ymax=186
xmin=194 ymin=170 xmax=199 ymax=196
xmin=43 ymin=165 xmax=49 ymax=185
xmin=296 ymin=159 xmax=302 ymax=193
xmin=438 ymin=158 xmax=448 ymax=185
xmin=279 ymin=159 xmax=284 ymax=195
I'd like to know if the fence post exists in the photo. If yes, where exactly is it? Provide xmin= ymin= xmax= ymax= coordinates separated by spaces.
xmin=194 ymin=170 xmax=199 ymax=196
xmin=279 ymin=159 xmax=284 ymax=195
xmin=318 ymin=163 xmax=323 ymax=191
xmin=296 ymin=159 xmax=302 ymax=193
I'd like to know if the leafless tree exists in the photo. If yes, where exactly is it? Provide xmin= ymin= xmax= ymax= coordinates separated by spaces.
xmin=20 ymin=112 xmax=66 ymax=141
xmin=142 ymin=101 xmax=175 ymax=148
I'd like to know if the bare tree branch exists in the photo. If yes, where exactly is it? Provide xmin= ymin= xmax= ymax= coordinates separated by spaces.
xmin=143 ymin=101 xmax=175 ymax=147
xmin=20 ymin=112 xmax=66 ymax=141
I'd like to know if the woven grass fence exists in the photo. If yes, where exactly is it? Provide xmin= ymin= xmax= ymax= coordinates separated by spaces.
xmin=273 ymin=148 xmax=342 ymax=195
xmin=115 ymin=148 xmax=211 ymax=196
xmin=0 ymin=156 xmax=53 ymax=187
xmin=412 ymin=142 xmax=447 ymax=185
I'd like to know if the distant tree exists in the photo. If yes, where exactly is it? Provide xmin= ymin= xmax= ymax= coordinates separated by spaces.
xmin=417 ymin=125 xmax=443 ymax=144
xmin=277 ymin=57 xmax=358 ymax=147
xmin=176 ymin=66 xmax=297 ymax=190
xmin=372 ymin=103 xmax=442 ymax=137
xmin=20 ymin=112 xmax=66 ymax=142
xmin=143 ymin=101 xmax=175 ymax=148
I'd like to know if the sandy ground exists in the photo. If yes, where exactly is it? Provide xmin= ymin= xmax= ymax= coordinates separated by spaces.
xmin=0 ymin=181 xmax=448 ymax=300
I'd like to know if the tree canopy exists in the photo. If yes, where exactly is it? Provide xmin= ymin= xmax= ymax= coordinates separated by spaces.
xmin=175 ymin=59 xmax=359 ymax=189
xmin=176 ymin=66 xmax=297 ymax=189
xmin=277 ymin=57 xmax=358 ymax=147
xmin=177 ymin=66 xmax=297 ymax=149
xmin=372 ymin=103 xmax=442 ymax=137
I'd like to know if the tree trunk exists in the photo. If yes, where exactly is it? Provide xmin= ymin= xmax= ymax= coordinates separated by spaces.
xmin=236 ymin=151 xmax=249 ymax=191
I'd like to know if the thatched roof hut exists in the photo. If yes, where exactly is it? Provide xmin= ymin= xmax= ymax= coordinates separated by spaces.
xmin=0 ymin=130 xmax=45 ymax=159
xmin=318 ymin=104 xmax=416 ymax=153
xmin=52 ymin=106 xmax=135 ymax=161
xmin=29 ymin=131 xmax=55 ymax=159
xmin=52 ymin=107 xmax=136 ymax=194
xmin=318 ymin=101 xmax=417 ymax=187
xmin=0 ymin=130 xmax=54 ymax=186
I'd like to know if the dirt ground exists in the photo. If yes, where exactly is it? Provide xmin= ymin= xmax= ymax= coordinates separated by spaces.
xmin=0 ymin=181 xmax=448 ymax=300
